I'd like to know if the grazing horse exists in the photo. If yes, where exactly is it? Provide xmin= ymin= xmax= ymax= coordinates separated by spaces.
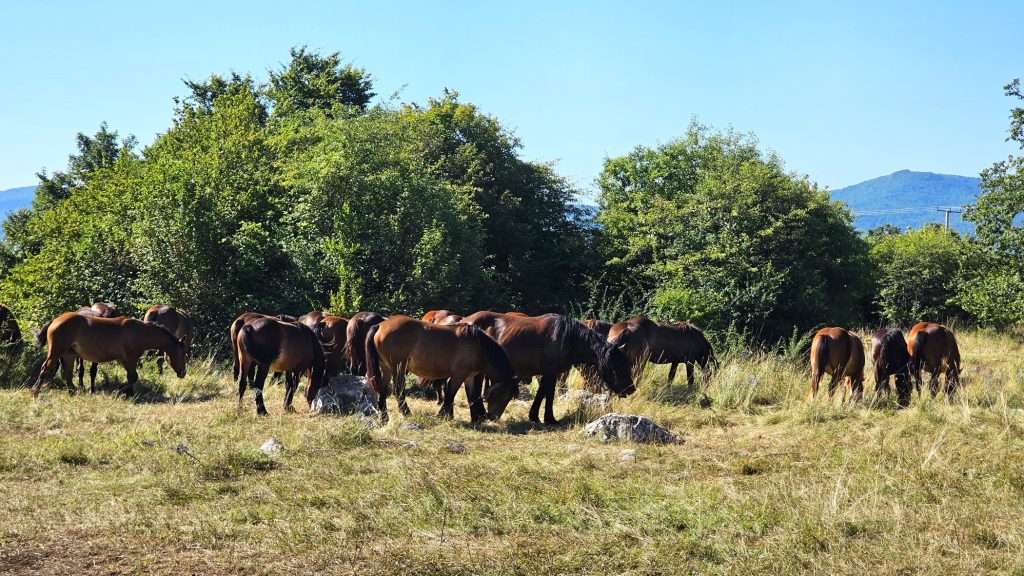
xmin=143 ymin=305 xmax=194 ymax=374
xmin=229 ymin=312 xmax=297 ymax=382
xmin=343 ymin=311 xmax=386 ymax=376
xmin=0 ymin=304 xmax=21 ymax=345
xmin=607 ymin=316 xmax=718 ymax=386
xmin=364 ymin=316 xmax=517 ymax=423
xmin=69 ymin=302 xmax=124 ymax=390
xmin=907 ymin=322 xmax=961 ymax=398
xmin=32 ymin=312 xmax=187 ymax=396
xmin=871 ymin=329 xmax=913 ymax=407
xmin=808 ymin=327 xmax=865 ymax=400
xmin=316 ymin=315 xmax=349 ymax=374
xmin=558 ymin=319 xmax=614 ymax=393
xmin=418 ymin=310 xmax=465 ymax=403
xmin=463 ymin=312 xmax=636 ymax=424
xmin=235 ymin=317 xmax=327 ymax=415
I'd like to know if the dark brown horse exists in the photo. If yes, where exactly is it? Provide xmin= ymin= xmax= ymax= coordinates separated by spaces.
xmin=871 ymin=329 xmax=913 ymax=407
xmin=343 ymin=311 xmax=386 ymax=376
xmin=558 ymin=318 xmax=614 ymax=393
xmin=235 ymin=317 xmax=327 ymax=415
xmin=32 ymin=312 xmax=187 ymax=396
xmin=316 ymin=315 xmax=349 ymax=374
xmin=229 ymin=312 xmax=297 ymax=382
xmin=463 ymin=312 xmax=635 ymax=424
xmin=907 ymin=322 xmax=961 ymax=398
xmin=808 ymin=327 xmax=865 ymax=400
xmin=607 ymin=316 xmax=718 ymax=386
xmin=364 ymin=315 xmax=517 ymax=423
xmin=143 ymin=305 xmax=194 ymax=374
xmin=0 ymin=304 xmax=21 ymax=345
xmin=297 ymin=310 xmax=328 ymax=329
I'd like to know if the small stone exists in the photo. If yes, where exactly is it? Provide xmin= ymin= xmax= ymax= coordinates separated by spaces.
xmin=400 ymin=440 xmax=419 ymax=450
xmin=401 ymin=422 xmax=424 ymax=430
xmin=258 ymin=438 xmax=283 ymax=455
xmin=446 ymin=440 xmax=466 ymax=454
xmin=619 ymin=449 xmax=637 ymax=462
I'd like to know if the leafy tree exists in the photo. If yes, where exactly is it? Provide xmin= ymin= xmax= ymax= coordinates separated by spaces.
xmin=596 ymin=122 xmax=871 ymax=340
xmin=868 ymin=224 xmax=974 ymax=325
xmin=268 ymin=46 xmax=374 ymax=116
xmin=34 ymin=123 xmax=136 ymax=208
xmin=961 ymin=79 xmax=1024 ymax=326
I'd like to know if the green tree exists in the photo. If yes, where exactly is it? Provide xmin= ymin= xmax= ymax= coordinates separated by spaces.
xmin=960 ymin=79 xmax=1024 ymax=326
xmin=868 ymin=225 xmax=973 ymax=325
xmin=596 ymin=122 xmax=871 ymax=339
xmin=268 ymin=46 xmax=374 ymax=116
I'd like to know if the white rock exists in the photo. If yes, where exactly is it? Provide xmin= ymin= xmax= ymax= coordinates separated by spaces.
xmin=258 ymin=438 xmax=283 ymax=455
xmin=619 ymin=448 xmax=637 ymax=462
xmin=584 ymin=413 xmax=682 ymax=444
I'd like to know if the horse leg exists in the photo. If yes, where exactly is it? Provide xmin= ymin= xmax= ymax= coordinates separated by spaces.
xmin=237 ymin=360 xmax=249 ymax=406
xmin=32 ymin=354 xmax=61 ymax=396
xmin=156 ymin=354 xmax=165 ymax=375
xmin=395 ymin=369 xmax=411 ymax=417
xmin=121 ymin=362 xmax=139 ymax=397
xmin=686 ymin=362 xmax=695 ymax=388
xmin=283 ymin=371 xmax=298 ymax=412
xmin=540 ymin=374 xmax=558 ymax=425
xmin=946 ymin=363 xmax=960 ymax=398
xmin=464 ymin=373 xmax=487 ymax=423
xmin=89 ymin=363 xmax=98 ymax=394
xmin=667 ymin=362 xmax=678 ymax=384
xmin=928 ymin=370 xmax=940 ymax=398
xmin=253 ymin=365 xmax=270 ymax=416
xmin=377 ymin=366 xmax=392 ymax=424
xmin=528 ymin=376 xmax=544 ymax=423
xmin=77 ymin=357 xmax=85 ymax=389
xmin=438 ymin=376 xmax=461 ymax=419
xmin=60 ymin=353 xmax=78 ymax=394
xmin=435 ymin=379 xmax=445 ymax=405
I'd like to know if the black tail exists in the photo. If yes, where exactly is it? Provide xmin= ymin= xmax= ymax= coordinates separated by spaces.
xmin=912 ymin=330 xmax=928 ymax=379
xmin=300 ymin=323 xmax=327 ymax=403
xmin=364 ymin=324 xmax=384 ymax=395
xmin=34 ymin=320 xmax=53 ymax=348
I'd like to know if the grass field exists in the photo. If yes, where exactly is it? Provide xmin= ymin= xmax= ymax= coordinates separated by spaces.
xmin=2 ymin=330 xmax=1024 ymax=575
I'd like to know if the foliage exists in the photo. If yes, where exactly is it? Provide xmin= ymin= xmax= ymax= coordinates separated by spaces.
xmin=267 ymin=46 xmax=375 ymax=115
xmin=595 ymin=121 xmax=871 ymax=340
xmin=867 ymin=224 xmax=974 ymax=325
xmin=960 ymin=78 xmax=1024 ymax=327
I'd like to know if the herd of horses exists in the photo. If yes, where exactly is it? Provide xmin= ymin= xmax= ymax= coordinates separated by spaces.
xmin=9 ymin=301 xmax=964 ymax=423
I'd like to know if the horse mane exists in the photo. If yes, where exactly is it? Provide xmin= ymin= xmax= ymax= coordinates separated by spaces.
xmin=466 ymin=324 xmax=515 ymax=382
xmin=553 ymin=315 xmax=612 ymax=365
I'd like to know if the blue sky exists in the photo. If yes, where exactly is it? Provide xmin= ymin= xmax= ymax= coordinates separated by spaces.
xmin=1 ymin=0 xmax=1021 ymax=197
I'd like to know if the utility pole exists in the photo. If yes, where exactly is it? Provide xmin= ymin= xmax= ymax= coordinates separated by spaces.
xmin=936 ymin=206 xmax=963 ymax=232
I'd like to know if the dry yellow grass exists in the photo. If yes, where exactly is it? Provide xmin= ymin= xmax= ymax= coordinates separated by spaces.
xmin=2 ymin=330 xmax=1024 ymax=574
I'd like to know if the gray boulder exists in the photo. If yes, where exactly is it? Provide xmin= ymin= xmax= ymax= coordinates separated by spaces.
xmin=311 ymin=374 xmax=379 ymax=418
xmin=584 ymin=413 xmax=682 ymax=444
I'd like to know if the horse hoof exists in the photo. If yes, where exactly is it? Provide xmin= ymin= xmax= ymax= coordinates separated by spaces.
xmin=544 ymin=418 xmax=560 ymax=426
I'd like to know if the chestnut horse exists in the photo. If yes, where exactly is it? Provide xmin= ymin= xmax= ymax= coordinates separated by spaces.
xmin=870 ymin=329 xmax=913 ymax=407
xmin=417 ymin=310 xmax=466 ymax=403
xmin=808 ymin=327 xmax=865 ymax=400
xmin=229 ymin=312 xmax=297 ymax=382
xmin=143 ymin=305 xmax=194 ymax=374
xmin=907 ymin=322 xmax=961 ymax=398
xmin=343 ymin=311 xmax=386 ymax=376
xmin=235 ymin=317 xmax=327 ymax=415
xmin=607 ymin=316 xmax=718 ymax=386
xmin=72 ymin=302 xmax=124 ymax=390
xmin=0 ymin=304 xmax=21 ymax=345
xmin=317 ymin=315 xmax=350 ymax=374
xmin=32 ymin=312 xmax=187 ymax=396
xmin=463 ymin=312 xmax=635 ymax=424
xmin=364 ymin=315 xmax=517 ymax=423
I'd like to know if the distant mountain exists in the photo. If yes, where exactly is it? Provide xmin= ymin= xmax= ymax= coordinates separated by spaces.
xmin=0 ymin=185 xmax=36 ymax=221
xmin=831 ymin=170 xmax=979 ymax=234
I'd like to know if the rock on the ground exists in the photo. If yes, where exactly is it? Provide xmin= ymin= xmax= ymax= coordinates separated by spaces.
xmin=446 ymin=440 xmax=466 ymax=454
xmin=584 ymin=413 xmax=682 ymax=444
xmin=619 ymin=448 xmax=637 ymax=462
xmin=311 ymin=374 xmax=379 ymax=418
xmin=258 ymin=438 xmax=283 ymax=455
xmin=560 ymin=389 xmax=611 ymax=409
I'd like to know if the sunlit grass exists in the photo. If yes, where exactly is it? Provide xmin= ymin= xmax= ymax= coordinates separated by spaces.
xmin=2 ymin=329 xmax=1024 ymax=573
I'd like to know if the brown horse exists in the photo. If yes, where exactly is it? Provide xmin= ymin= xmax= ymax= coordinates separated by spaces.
xmin=343 ymin=311 xmax=386 ymax=376
xmin=364 ymin=315 xmax=517 ymax=423
xmin=607 ymin=316 xmax=718 ymax=386
xmin=0 ymin=304 xmax=21 ymax=345
xmin=907 ymin=322 xmax=961 ymax=398
xmin=235 ymin=317 xmax=327 ymax=415
xmin=418 ymin=310 xmax=465 ymax=403
xmin=871 ymin=329 xmax=913 ymax=407
xmin=298 ymin=310 xmax=328 ymax=328
xmin=317 ymin=315 xmax=349 ymax=374
xmin=32 ymin=312 xmax=187 ymax=396
xmin=463 ymin=312 xmax=635 ymax=424
xmin=68 ymin=302 xmax=124 ymax=390
xmin=808 ymin=327 xmax=865 ymax=400
xmin=143 ymin=305 xmax=194 ymax=374
xmin=229 ymin=312 xmax=297 ymax=382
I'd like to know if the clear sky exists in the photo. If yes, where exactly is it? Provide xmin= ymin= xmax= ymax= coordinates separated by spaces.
xmin=1 ymin=0 xmax=1021 ymax=197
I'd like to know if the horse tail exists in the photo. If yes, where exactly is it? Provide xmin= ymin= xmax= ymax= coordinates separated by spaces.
xmin=912 ymin=329 xmax=928 ymax=377
xmin=342 ymin=318 xmax=365 ymax=373
xmin=364 ymin=324 xmax=384 ymax=395
xmin=301 ymin=323 xmax=327 ymax=403
xmin=810 ymin=334 xmax=829 ymax=393
xmin=34 ymin=320 xmax=53 ymax=348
